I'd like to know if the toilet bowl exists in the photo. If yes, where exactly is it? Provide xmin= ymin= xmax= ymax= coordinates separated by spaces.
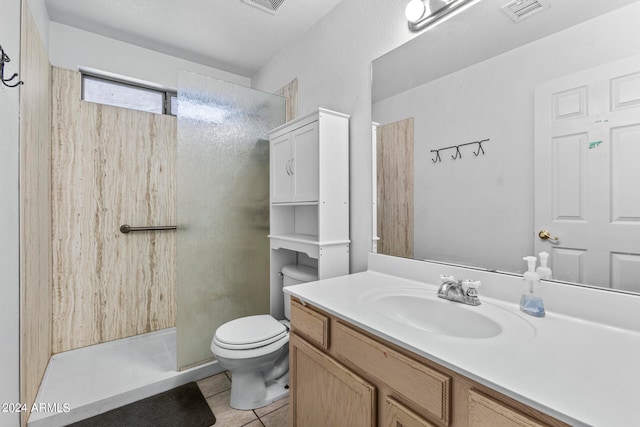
xmin=210 ymin=264 xmax=317 ymax=410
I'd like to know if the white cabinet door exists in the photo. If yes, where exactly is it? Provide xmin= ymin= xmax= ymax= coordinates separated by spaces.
xmin=271 ymin=133 xmax=293 ymax=203
xmin=291 ymin=122 xmax=319 ymax=202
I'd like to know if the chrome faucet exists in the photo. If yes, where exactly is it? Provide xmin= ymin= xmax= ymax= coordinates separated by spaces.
xmin=437 ymin=276 xmax=481 ymax=306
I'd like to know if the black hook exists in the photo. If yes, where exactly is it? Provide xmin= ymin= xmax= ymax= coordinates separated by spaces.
xmin=472 ymin=139 xmax=488 ymax=156
xmin=431 ymin=149 xmax=442 ymax=163
xmin=0 ymin=45 xmax=23 ymax=88
xmin=431 ymin=139 xmax=489 ymax=164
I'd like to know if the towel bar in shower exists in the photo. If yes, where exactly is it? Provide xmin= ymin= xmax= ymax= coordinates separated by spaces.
xmin=120 ymin=224 xmax=177 ymax=234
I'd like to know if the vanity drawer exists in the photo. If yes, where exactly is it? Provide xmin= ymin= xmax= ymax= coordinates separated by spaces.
xmin=468 ymin=390 xmax=547 ymax=427
xmin=334 ymin=321 xmax=451 ymax=425
xmin=385 ymin=396 xmax=438 ymax=427
xmin=290 ymin=299 xmax=330 ymax=350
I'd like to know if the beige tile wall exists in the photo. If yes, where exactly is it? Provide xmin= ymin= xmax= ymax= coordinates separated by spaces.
xmin=19 ymin=3 xmax=52 ymax=424
xmin=51 ymin=67 xmax=177 ymax=353
xmin=276 ymin=78 xmax=298 ymax=122
xmin=376 ymin=117 xmax=414 ymax=259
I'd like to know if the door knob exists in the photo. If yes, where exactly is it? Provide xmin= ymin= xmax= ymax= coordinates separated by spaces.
xmin=538 ymin=229 xmax=559 ymax=241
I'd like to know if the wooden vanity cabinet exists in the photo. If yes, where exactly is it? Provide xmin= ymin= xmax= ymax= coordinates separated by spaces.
xmin=289 ymin=334 xmax=376 ymax=427
xmin=289 ymin=301 xmax=375 ymax=426
xmin=289 ymin=299 xmax=570 ymax=427
xmin=467 ymin=390 xmax=548 ymax=427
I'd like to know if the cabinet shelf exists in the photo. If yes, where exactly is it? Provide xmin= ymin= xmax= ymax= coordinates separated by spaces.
xmin=271 ymin=201 xmax=319 ymax=206
xmin=269 ymin=233 xmax=351 ymax=246
xmin=269 ymin=234 xmax=350 ymax=259
xmin=269 ymin=108 xmax=350 ymax=319
xmin=269 ymin=233 xmax=318 ymax=245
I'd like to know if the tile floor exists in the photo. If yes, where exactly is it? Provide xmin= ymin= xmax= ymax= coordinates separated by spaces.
xmin=197 ymin=372 xmax=289 ymax=427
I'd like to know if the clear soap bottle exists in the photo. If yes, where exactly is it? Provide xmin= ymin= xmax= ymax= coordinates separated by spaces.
xmin=536 ymin=251 xmax=553 ymax=280
xmin=520 ymin=256 xmax=545 ymax=317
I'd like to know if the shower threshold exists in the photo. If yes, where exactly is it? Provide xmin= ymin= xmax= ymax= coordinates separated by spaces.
xmin=28 ymin=328 xmax=221 ymax=427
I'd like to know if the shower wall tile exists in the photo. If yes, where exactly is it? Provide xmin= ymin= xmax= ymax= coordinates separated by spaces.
xmin=376 ymin=117 xmax=414 ymax=259
xmin=19 ymin=2 xmax=52 ymax=423
xmin=51 ymin=67 xmax=177 ymax=353
xmin=276 ymin=77 xmax=298 ymax=122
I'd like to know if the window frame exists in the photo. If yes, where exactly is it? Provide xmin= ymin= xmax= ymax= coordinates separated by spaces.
xmin=80 ymin=72 xmax=177 ymax=116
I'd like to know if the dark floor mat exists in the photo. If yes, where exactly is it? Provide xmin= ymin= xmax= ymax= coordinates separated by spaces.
xmin=68 ymin=382 xmax=216 ymax=427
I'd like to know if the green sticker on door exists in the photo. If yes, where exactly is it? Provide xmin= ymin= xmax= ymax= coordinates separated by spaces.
xmin=588 ymin=140 xmax=603 ymax=149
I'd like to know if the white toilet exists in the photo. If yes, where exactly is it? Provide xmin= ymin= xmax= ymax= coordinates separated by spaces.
xmin=210 ymin=264 xmax=318 ymax=410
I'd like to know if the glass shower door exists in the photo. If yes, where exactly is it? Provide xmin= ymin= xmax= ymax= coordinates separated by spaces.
xmin=176 ymin=71 xmax=285 ymax=369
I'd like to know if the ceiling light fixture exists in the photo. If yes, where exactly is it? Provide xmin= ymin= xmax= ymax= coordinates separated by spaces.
xmin=405 ymin=0 xmax=479 ymax=31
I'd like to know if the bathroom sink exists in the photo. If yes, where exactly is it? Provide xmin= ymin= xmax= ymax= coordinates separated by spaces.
xmin=358 ymin=287 xmax=534 ymax=340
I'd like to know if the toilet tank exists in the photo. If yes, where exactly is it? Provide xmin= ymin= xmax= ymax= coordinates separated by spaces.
xmin=281 ymin=264 xmax=318 ymax=320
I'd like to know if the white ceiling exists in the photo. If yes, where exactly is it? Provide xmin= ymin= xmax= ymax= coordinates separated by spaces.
xmin=44 ymin=0 xmax=344 ymax=77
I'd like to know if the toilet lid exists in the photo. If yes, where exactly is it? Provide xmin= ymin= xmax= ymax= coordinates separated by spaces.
xmin=215 ymin=315 xmax=288 ymax=350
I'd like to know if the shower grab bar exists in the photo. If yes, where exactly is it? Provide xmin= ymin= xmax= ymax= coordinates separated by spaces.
xmin=120 ymin=224 xmax=177 ymax=234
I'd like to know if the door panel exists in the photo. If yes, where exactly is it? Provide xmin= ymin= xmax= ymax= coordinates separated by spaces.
xmin=271 ymin=133 xmax=293 ymax=203
xmin=290 ymin=333 xmax=376 ymax=427
xmin=551 ymin=248 xmax=586 ymax=284
xmin=291 ymin=122 xmax=319 ymax=202
xmin=552 ymin=133 xmax=585 ymax=220
xmin=611 ymin=125 xmax=640 ymax=221
xmin=611 ymin=252 xmax=640 ymax=293
xmin=535 ymin=55 xmax=640 ymax=288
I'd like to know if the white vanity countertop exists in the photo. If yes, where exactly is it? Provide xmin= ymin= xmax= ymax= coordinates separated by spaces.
xmin=284 ymin=254 xmax=640 ymax=427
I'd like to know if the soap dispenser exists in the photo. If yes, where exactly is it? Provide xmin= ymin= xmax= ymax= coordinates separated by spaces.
xmin=536 ymin=251 xmax=553 ymax=280
xmin=520 ymin=256 xmax=545 ymax=317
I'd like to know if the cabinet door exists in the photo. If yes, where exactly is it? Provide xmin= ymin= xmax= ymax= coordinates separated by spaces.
xmin=271 ymin=133 xmax=293 ymax=203
xmin=384 ymin=397 xmax=437 ymax=427
xmin=468 ymin=390 xmax=547 ymax=427
xmin=333 ymin=322 xmax=451 ymax=425
xmin=291 ymin=122 xmax=319 ymax=202
xmin=290 ymin=333 xmax=375 ymax=427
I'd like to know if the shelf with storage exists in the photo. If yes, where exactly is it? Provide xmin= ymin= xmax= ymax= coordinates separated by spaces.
xmin=268 ymin=108 xmax=350 ymax=318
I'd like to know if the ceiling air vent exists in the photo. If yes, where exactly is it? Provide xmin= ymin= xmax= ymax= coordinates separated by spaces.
xmin=501 ymin=0 xmax=550 ymax=23
xmin=242 ymin=0 xmax=285 ymax=15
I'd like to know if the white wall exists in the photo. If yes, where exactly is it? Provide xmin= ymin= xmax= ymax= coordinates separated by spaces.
xmin=373 ymin=4 xmax=640 ymax=274
xmin=0 ymin=0 xmax=22 ymax=425
xmin=49 ymin=22 xmax=251 ymax=90
xmin=26 ymin=0 xmax=50 ymax=51
xmin=252 ymin=0 xmax=416 ymax=272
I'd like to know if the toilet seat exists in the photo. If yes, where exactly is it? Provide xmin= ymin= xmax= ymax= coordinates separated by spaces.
xmin=214 ymin=315 xmax=288 ymax=350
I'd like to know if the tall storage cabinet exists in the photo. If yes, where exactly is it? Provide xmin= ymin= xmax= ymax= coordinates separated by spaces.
xmin=269 ymin=108 xmax=350 ymax=318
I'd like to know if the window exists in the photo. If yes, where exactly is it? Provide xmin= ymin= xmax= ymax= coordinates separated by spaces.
xmin=81 ymin=73 xmax=177 ymax=116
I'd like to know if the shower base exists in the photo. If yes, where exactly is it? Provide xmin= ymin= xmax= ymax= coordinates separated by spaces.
xmin=27 ymin=328 xmax=221 ymax=427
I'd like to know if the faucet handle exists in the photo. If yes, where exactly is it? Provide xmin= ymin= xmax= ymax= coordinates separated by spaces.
xmin=462 ymin=280 xmax=481 ymax=296
xmin=439 ymin=274 xmax=455 ymax=283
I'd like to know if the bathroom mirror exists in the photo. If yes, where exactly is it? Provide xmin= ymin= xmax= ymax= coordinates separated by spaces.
xmin=372 ymin=0 xmax=640 ymax=293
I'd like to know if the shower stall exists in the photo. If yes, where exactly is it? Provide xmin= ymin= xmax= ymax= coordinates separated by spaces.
xmin=33 ymin=70 xmax=284 ymax=425
xmin=176 ymin=70 xmax=285 ymax=369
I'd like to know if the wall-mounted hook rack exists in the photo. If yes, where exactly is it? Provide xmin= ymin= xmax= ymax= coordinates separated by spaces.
xmin=0 ymin=45 xmax=24 ymax=88
xmin=431 ymin=139 xmax=489 ymax=163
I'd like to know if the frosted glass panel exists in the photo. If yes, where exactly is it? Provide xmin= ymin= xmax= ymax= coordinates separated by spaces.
xmin=82 ymin=75 xmax=164 ymax=114
xmin=177 ymin=71 xmax=285 ymax=368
